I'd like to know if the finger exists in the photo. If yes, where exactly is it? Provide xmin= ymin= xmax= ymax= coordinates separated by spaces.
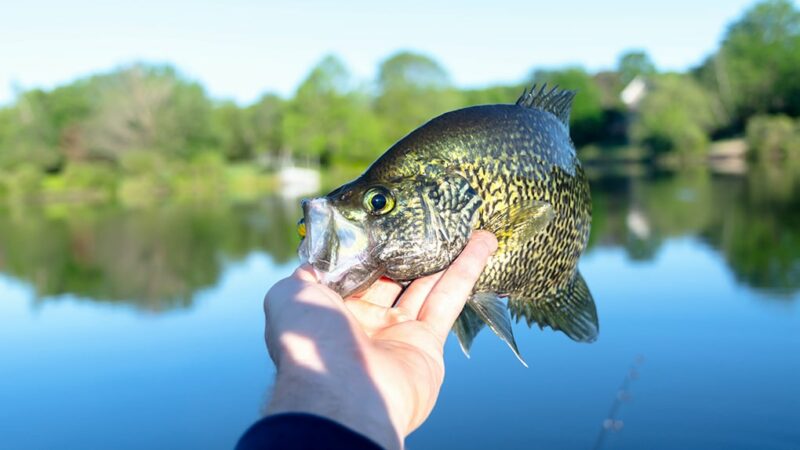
xmin=347 ymin=277 xmax=403 ymax=307
xmin=293 ymin=264 xmax=319 ymax=282
xmin=417 ymin=231 xmax=498 ymax=342
xmin=393 ymin=271 xmax=444 ymax=317
xmin=264 ymin=265 xmax=317 ymax=315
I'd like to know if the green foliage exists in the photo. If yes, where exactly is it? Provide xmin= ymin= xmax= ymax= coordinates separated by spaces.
xmin=60 ymin=162 xmax=117 ymax=194
xmin=631 ymin=74 xmax=719 ymax=157
xmin=247 ymin=94 xmax=285 ymax=158
xmin=617 ymin=50 xmax=657 ymax=85
xmin=376 ymin=51 xmax=463 ymax=144
xmin=213 ymin=101 xmax=254 ymax=161
xmin=1 ymin=164 xmax=43 ymax=200
xmin=172 ymin=152 xmax=228 ymax=201
xmin=0 ymin=90 xmax=66 ymax=171
xmin=746 ymin=114 xmax=800 ymax=160
xmin=462 ymin=85 xmax=525 ymax=106
xmin=696 ymin=0 xmax=800 ymax=125
xmin=1 ymin=0 xmax=800 ymax=204
xmin=82 ymin=64 xmax=215 ymax=161
xmin=282 ymin=55 xmax=384 ymax=165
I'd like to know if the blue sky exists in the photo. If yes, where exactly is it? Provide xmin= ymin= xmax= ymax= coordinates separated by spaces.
xmin=1 ymin=0 xmax=771 ymax=105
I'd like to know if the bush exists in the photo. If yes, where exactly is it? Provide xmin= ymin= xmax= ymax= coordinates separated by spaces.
xmin=1 ymin=164 xmax=43 ymax=200
xmin=119 ymin=150 xmax=171 ymax=176
xmin=745 ymin=115 xmax=800 ymax=161
xmin=631 ymin=74 xmax=719 ymax=159
xmin=61 ymin=162 xmax=117 ymax=192
xmin=172 ymin=152 xmax=227 ymax=200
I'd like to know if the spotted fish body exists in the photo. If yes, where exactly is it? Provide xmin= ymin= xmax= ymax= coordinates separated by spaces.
xmin=299 ymin=86 xmax=597 ymax=363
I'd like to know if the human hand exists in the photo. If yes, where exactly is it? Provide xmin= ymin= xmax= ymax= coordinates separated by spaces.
xmin=263 ymin=231 xmax=498 ymax=449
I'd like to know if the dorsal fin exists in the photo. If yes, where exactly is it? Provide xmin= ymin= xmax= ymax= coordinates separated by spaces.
xmin=515 ymin=83 xmax=576 ymax=129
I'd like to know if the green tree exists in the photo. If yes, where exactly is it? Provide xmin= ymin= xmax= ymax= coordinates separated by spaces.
xmin=212 ymin=101 xmax=254 ymax=161
xmin=283 ymin=55 xmax=383 ymax=165
xmin=631 ymin=74 xmax=719 ymax=157
xmin=696 ymin=0 xmax=800 ymax=126
xmin=0 ymin=90 xmax=65 ymax=171
xmin=247 ymin=93 xmax=285 ymax=160
xmin=617 ymin=50 xmax=657 ymax=85
xmin=375 ymin=51 xmax=463 ymax=145
xmin=82 ymin=64 xmax=215 ymax=162
xmin=462 ymin=84 xmax=525 ymax=106
xmin=746 ymin=114 xmax=800 ymax=160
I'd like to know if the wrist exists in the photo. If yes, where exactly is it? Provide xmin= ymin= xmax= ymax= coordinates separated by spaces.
xmin=267 ymin=361 xmax=403 ymax=450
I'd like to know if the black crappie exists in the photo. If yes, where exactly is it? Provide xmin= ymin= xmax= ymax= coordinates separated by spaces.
xmin=298 ymin=85 xmax=597 ymax=364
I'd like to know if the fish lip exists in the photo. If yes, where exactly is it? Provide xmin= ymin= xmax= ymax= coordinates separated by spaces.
xmin=297 ymin=196 xmax=383 ymax=297
xmin=299 ymin=198 xmax=329 ymax=270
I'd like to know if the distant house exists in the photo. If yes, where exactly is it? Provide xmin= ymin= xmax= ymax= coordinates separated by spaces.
xmin=620 ymin=76 xmax=648 ymax=110
xmin=278 ymin=166 xmax=320 ymax=198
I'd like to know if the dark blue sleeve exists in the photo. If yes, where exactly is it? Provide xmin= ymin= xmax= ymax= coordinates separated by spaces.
xmin=235 ymin=413 xmax=384 ymax=450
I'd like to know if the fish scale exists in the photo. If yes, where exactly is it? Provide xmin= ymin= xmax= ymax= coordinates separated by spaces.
xmin=371 ymin=102 xmax=590 ymax=295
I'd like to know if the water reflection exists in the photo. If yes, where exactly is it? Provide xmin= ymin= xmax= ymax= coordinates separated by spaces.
xmin=0 ymin=196 xmax=300 ymax=310
xmin=0 ymin=164 xmax=798 ymax=310
xmin=588 ymin=164 xmax=800 ymax=298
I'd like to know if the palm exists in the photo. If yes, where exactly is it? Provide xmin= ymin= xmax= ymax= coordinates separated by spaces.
xmin=263 ymin=231 xmax=497 ymax=442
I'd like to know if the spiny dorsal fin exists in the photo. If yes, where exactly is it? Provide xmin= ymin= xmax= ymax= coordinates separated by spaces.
xmin=515 ymin=83 xmax=576 ymax=129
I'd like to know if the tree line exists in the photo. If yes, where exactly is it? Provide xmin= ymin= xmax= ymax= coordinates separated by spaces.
xmin=0 ymin=0 xmax=798 ymax=180
xmin=3 ymin=163 xmax=798 ymax=309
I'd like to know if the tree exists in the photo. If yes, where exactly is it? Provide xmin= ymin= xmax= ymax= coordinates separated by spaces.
xmin=82 ymin=64 xmax=215 ymax=162
xmin=462 ymin=84 xmax=525 ymax=106
xmin=247 ymin=93 xmax=285 ymax=159
xmin=282 ymin=55 xmax=383 ymax=165
xmin=375 ymin=51 xmax=462 ymax=145
xmin=631 ymin=74 xmax=719 ymax=157
xmin=696 ymin=0 xmax=800 ymax=126
xmin=213 ymin=101 xmax=254 ymax=161
xmin=745 ymin=115 xmax=800 ymax=160
xmin=617 ymin=50 xmax=657 ymax=86
xmin=0 ymin=90 xmax=65 ymax=171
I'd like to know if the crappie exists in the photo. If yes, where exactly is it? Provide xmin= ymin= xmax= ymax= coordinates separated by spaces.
xmin=298 ymin=85 xmax=597 ymax=364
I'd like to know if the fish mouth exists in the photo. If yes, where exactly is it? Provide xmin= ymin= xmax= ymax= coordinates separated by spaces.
xmin=298 ymin=197 xmax=384 ymax=297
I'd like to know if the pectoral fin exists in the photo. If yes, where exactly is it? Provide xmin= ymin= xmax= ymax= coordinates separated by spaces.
xmin=483 ymin=200 xmax=554 ymax=249
xmin=509 ymin=270 xmax=598 ymax=342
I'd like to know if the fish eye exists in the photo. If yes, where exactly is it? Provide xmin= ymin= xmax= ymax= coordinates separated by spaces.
xmin=296 ymin=218 xmax=306 ymax=239
xmin=363 ymin=187 xmax=395 ymax=215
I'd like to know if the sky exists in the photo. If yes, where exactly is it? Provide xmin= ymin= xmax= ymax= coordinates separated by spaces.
xmin=0 ymin=0 xmax=769 ymax=106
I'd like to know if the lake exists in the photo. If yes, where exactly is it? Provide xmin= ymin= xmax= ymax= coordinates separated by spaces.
xmin=1 ymin=165 xmax=799 ymax=450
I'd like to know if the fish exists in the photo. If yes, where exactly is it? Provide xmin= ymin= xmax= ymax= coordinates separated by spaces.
xmin=297 ymin=84 xmax=597 ymax=365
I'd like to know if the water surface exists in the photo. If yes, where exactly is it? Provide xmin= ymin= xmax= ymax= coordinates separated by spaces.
xmin=1 ymin=167 xmax=798 ymax=449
